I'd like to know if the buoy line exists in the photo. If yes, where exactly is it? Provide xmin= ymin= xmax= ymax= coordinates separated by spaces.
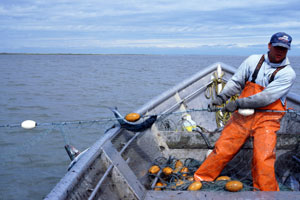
xmin=0 ymin=108 xmax=215 ymax=129
xmin=0 ymin=118 xmax=118 ymax=129
xmin=0 ymin=108 xmax=299 ymax=129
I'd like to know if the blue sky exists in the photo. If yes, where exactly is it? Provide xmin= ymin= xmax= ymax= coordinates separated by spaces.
xmin=1 ymin=0 xmax=300 ymax=55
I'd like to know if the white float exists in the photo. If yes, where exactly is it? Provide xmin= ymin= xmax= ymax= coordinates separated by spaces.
xmin=238 ymin=109 xmax=255 ymax=116
xmin=21 ymin=120 xmax=37 ymax=129
xmin=216 ymin=64 xmax=223 ymax=94
xmin=206 ymin=149 xmax=213 ymax=158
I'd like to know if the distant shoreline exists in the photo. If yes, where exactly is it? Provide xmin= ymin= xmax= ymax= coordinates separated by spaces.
xmin=0 ymin=53 xmax=252 ymax=57
xmin=0 ymin=53 xmax=148 ymax=55
xmin=0 ymin=53 xmax=239 ymax=56
xmin=1 ymin=53 xmax=299 ymax=58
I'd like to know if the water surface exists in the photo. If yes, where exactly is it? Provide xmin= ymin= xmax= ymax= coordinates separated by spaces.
xmin=0 ymin=54 xmax=299 ymax=199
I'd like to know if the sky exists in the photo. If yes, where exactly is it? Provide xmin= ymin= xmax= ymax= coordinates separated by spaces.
xmin=1 ymin=0 xmax=300 ymax=55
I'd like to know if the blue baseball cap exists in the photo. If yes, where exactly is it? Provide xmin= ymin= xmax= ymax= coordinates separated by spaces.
xmin=270 ymin=32 xmax=292 ymax=50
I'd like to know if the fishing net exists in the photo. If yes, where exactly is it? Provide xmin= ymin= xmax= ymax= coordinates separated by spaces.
xmin=2 ymin=77 xmax=300 ymax=200
xmin=30 ymin=105 xmax=298 ymax=200
xmin=146 ymin=107 xmax=300 ymax=191
xmin=16 ymin=89 xmax=296 ymax=199
xmin=147 ymin=155 xmax=295 ymax=192
xmin=138 ymin=71 xmax=300 ymax=193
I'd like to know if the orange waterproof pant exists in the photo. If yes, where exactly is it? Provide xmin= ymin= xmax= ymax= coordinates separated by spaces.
xmin=194 ymin=81 xmax=285 ymax=191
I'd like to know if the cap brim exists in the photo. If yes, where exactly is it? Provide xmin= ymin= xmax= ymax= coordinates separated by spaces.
xmin=272 ymin=43 xmax=290 ymax=50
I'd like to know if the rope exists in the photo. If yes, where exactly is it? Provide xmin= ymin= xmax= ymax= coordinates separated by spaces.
xmin=215 ymin=95 xmax=239 ymax=128
xmin=204 ymin=73 xmax=237 ymax=127
xmin=59 ymin=125 xmax=70 ymax=146
xmin=0 ymin=118 xmax=117 ymax=129
xmin=205 ymin=71 xmax=226 ymax=100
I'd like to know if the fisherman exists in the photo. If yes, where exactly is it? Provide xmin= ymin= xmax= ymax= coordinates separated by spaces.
xmin=194 ymin=32 xmax=295 ymax=191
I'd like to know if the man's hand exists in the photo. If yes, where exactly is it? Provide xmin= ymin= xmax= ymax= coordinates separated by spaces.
xmin=211 ymin=96 xmax=224 ymax=106
xmin=222 ymin=101 xmax=239 ymax=112
xmin=208 ymin=96 xmax=224 ymax=111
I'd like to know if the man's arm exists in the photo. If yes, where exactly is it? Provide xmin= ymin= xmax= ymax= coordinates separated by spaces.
xmin=236 ymin=68 xmax=296 ymax=108
xmin=218 ymin=56 xmax=252 ymax=101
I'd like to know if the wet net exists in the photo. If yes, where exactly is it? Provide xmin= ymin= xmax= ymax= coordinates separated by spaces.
xmin=2 ymin=106 xmax=299 ymax=200
xmin=147 ymin=156 xmax=255 ymax=191
xmin=147 ymin=155 xmax=297 ymax=192
xmin=148 ymin=109 xmax=300 ymax=192
xmin=2 ymin=101 xmax=300 ymax=200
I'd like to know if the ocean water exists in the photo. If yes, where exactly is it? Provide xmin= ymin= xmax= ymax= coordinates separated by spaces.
xmin=0 ymin=54 xmax=299 ymax=199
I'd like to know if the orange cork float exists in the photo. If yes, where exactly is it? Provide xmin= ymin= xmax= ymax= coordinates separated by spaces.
xmin=216 ymin=176 xmax=231 ymax=181
xmin=148 ymin=165 xmax=160 ymax=174
xmin=187 ymin=181 xmax=202 ymax=191
xmin=225 ymin=180 xmax=243 ymax=192
xmin=125 ymin=113 xmax=141 ymax=122
xmin=180 ymin=167 xmax=189 ymax=177
xmin=162 ymin=167 xmax=173 ymax=176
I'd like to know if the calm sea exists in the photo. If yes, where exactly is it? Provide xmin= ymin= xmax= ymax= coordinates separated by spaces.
xmin=0 ymin=54 xmax=299 ymax=199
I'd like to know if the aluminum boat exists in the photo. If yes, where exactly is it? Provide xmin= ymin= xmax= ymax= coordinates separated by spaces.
xmin=46 ymin=62 xmax=300 ymax=200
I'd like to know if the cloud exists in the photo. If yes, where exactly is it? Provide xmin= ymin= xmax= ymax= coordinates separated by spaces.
xmin=0 ymin=0 xmax=299 ymax=54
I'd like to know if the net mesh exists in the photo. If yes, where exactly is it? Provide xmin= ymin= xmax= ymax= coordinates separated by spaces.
xmin=147 ymin=156 xmax=295 ymax=191
xmin=143 ymin=110 xmax=300 ymax=192
xmin=1 ymin=109 xmax=299 ymax=200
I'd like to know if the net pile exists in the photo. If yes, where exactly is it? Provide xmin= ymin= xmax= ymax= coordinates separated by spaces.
xmin=148 ymin=156 xmax=296 ymax=191
xmin=151 ymin=106 xmax=300 ymax=192
xmin=148 ymin=156 xmax=251 ymax=191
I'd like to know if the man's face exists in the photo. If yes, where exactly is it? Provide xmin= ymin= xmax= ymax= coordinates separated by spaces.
xmin=268 ymin=43 xmax=288 ymax=63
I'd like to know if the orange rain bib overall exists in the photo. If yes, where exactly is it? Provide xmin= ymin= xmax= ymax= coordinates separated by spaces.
xmin=194 ymin=56 xmax=286 ymax=191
